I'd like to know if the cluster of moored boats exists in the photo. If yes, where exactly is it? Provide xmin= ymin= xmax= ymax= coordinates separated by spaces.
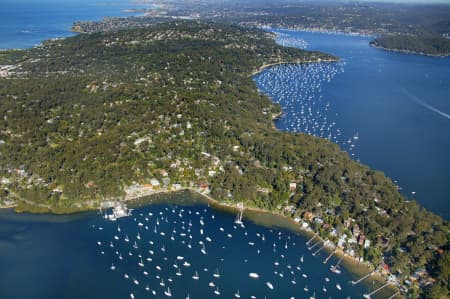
xmin=93 ymin=204 xmax=353 ymax=298
xmin=254 ymin=50 xmax=360 ymax=159
xmin=275 ymin=32 xmax=309 ymax=49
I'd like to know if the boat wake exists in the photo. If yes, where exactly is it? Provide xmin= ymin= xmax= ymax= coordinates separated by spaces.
xmin=400 ymin=88 xmax=450 ymax=120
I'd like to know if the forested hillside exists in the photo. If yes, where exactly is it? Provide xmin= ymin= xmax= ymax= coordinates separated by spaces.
xmin=370 ymin=34 xmax=450 ymax=56
xmin=0 ymin=21 xmax=448 ymax=297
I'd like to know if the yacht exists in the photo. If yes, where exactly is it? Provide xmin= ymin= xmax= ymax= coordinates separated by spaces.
xmin=192 ymin=271 xmax=199 ymax=280
xmin=164 ymin=287 xmax=172 ymax=297
xmin=330 ymin=265 xmax=341 ymax=274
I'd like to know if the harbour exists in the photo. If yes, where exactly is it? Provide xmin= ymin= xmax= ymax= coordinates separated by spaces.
xmin=0 ymin=191 xmax=396 ymax=299
xmin=254 ymin=28 xmax=450 ymax=220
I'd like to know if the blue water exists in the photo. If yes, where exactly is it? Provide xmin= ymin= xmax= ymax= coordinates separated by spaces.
xmin=0 ymin=5 xmax=446 ymax=298
xmin=0 ymin=193 xmax=380 ymax=299
xmin=0 ymin=0 xmax=142 ymax=49
xmin=254 ymin=29 xmax=450 ymax=220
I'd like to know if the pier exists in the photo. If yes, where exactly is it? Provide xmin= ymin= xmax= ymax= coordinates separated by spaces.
xmin=312 ymin=242 xmax=325 ymax=256
xmin=363 ymin=282 xmax=390 ymax=299
xmin=387 ymin=291 xmax=400 ymax=299
xmin=351 ymin=271 xmax=374 ymax=285
xmin=306 ymin=233 xmax=316 ymax=246
xmin=234 ymin=202 xmax=244 ymax=225
xmin=308 ymin=240 xmax=321 ymax=251
xmin=323 ymin=250 xmax=335 ymax=264
xmin=332 ymin=256 xmax=344 ymax=268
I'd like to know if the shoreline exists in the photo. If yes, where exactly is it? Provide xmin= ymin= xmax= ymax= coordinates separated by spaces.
xmin=267 ymin=26 xmax=450 ymax=58
xmin=369 ymin=43 xmax=450 ymax=58
xmin=8 ymin=185 xmax=382 ymax=281
xmin=0 ymin=204 xmax=17 ymax=209
xmin=2 ymin=22 xmax=400 ymax=297
xmin=264 ymin=26 xmax=376 ymax=38
xmin=2 ymin=187 xmax=397 ymax=296
xmin=250 ymin=58 xmax=338 ymax=77
xmin=125 ymin=188 xmax=392 ymax=289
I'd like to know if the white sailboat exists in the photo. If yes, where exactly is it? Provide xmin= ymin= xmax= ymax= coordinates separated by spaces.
xmin=192 ymin=271 xmax=199 ymax=280
xmin=164 ymin=287 xmax=172 ymax=297
xmin=201 ymin=244 xmax=207 ymax=255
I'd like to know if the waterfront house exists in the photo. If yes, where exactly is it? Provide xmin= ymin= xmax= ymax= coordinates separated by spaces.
xmin=150 ymin=178 xmax=160 ymax=187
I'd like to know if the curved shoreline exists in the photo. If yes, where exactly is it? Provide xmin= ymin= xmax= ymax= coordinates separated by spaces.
xmin=7 ymin=186 xmax=387 ymax=287
xmin=250 ymin=58 xmax=338 ymax=77
xmin=2 ymin=25 xmax=399 ymax=297
xmin=369 ymin=43 xmax=450 ymax=58
xmin=124 ymin=188 xmax=393 ymax=294
xmin=265 ymin=26 xmax=376 ymax=38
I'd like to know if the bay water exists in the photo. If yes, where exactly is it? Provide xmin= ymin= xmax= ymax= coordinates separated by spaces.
xmin=254 ymin=29 xmax=450 ymax=220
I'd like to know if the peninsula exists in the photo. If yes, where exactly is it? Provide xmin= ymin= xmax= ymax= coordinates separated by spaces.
xmin=0 ymin=21 xmax=448 ymax=298
xmin=370 ymin=34 xmax=450 ymax=57
xmin=71 ymin=1 xmax=450 ymax=57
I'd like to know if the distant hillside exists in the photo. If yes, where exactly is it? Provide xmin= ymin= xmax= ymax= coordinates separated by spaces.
xmin=0 ymin=21 xmax=448 ymax=298
xmin=370 ymin=34 xmax=450 ymax=56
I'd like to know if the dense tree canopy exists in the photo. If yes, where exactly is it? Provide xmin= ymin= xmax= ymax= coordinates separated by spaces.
xmin=0 ymin=21 xmax=448 ymax=297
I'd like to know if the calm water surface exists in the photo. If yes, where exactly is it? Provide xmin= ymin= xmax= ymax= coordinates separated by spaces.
xmin=0 ymin=5 xmax=445 ymax=298
xmin=254 ymin=29 xmax=450 ymax=219
xmin=0 ymin=193 xmax=388 ymax=299
xmin=0 ymin=0 xmax=141 ymax=49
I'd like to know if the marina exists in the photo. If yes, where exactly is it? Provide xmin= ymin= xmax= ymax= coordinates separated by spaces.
xmin=0 ymin=192 xmax=395 ymax=298
xmin=93 ymin=200 xmax=380 ymax=298
xmin=254 ymin=29 xmax=450 ymax=220
xmin=0 ymin=4 xmax=447 ymax=298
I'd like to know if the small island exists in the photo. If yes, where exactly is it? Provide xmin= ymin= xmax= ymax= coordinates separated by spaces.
xmin=0 ymin=21 xmax=448 ymax=298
